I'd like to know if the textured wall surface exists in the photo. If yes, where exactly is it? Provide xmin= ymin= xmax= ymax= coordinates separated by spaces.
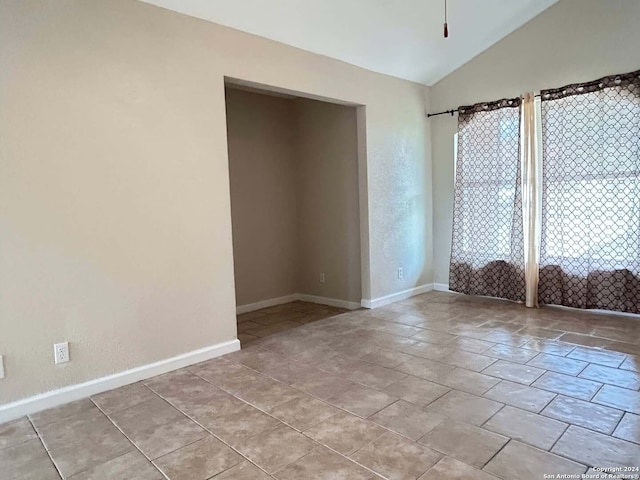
xmin=0 ymin=0 xmax=432 ymax=403
xmin=430 ymin=0 xmax=640 ymax=285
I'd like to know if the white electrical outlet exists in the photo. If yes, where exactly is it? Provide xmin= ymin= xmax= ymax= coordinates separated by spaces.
xmin=319 ymin=273 xmax=325 ymax=283
xmin=54 ymin=342 xmax=69 ymax=364
xmin=398 ymin=267 xmax=404 ymax=280
xmin=0 ymin=355 xmax=5 ymax=379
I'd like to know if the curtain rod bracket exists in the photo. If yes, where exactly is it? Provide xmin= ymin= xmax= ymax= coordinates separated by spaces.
xmin=426 ymin=108 xmax=458 ymax=118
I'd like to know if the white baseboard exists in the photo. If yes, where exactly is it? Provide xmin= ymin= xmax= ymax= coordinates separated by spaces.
xmin=236 ymin=294 xmax=299 ymax=314
xmin=0 ymin=339 xmax=240 ymax=425
xmin=297 ymin=294 xmax=360 ymax=310
xmin=361 ymin=283 xmax=434 ymax=309
xmin=433 ymin=283 xmax=451 ymax=292
xmin=237 ymin=293 xmax=360 ymax=314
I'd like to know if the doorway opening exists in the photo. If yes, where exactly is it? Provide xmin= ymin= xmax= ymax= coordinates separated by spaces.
xmin=224 ymin=79 xmax=363 ymax=345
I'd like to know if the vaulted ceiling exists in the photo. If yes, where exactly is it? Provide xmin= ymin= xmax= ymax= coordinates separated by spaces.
xmin=140 ymin=0 xmax=558 ymax=85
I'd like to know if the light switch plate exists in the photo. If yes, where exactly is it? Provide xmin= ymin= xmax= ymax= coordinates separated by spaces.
xmin=0 ymin=355 xmax=5 ymax=379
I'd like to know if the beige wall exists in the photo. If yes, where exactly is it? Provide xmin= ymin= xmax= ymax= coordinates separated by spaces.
xmin=430 ymin=0 xmax=640 ymax=285
xmin=0 ymin=0 xmax=431 ymax=404
xmin=226 ymin=89 xmax=361 ymax=306
xmin=295 ymin=98 xmax=361 ymax=303
xmin=226 ymin=88 xmax=298 ymax=306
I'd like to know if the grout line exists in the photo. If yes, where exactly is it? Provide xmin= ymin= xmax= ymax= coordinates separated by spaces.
xmin=539 ymin=392 xmax=558 ymax=412
xmin=480 ymin=405 xmax=568 ymax=455
xmin=187 ymin=361 xmax=392 ymax=437
xmin=609 ymin=407 xmax=628 ymax=437
xmin=149 ymin=380 xmax=387 ymax=480
xmin=144 ymin=387 xmax=278 ymax=479
xmin=480 ymin=437 xmax=511 ymax=470
xmin=27 ymin=416 xmax=66 ymax=480
xmin=479 ymin=403 xmax=506 ymax=428
xmin=31 ymin=407 xmax=160 ymax=480
xmin=89 ymin=398 xmax=171 ymax=479
xmin=548 ymin=421 xmax=571 ymax=453
xmin=588 ymin=380 xmax=606 ymax=402
xmin=208 ymin=461 xmax=270 ymax=480
xmin=573 ymin=360 xmax=590 ymax=377
xmin=0 ymin=423 xmax=39 ymax=452
xmin=182 ymin=359 xmax=391 ymax=447
xmin=196 ymin=343 xmax=510 ymax=461
xmin=363 ymin=399 xmax=401 ymax=420
xmin=176 ymin=360 xmax=432 ymax=478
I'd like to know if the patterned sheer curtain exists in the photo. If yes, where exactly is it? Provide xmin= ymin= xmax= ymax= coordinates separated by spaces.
xmin=449 ymin=98 xmax=526 ymax=302
xmin=538 ymin=71 xmax=640 ymax=313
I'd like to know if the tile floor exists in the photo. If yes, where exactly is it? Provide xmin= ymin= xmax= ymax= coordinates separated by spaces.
xmin=236 ymin=301 xmax=351 ymax=346
xmin=2 ymin=291 xmax=640 ymax=479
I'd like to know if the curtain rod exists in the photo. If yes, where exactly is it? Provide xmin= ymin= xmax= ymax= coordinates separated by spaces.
xmin=427 ymin=93 xmax=542 ymax=118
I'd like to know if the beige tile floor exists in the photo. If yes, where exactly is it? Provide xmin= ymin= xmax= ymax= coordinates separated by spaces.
xmin=2 ymin=291 xmax=640 ymax=479
xmin=236 ymin=301 xmax=351 ymax=345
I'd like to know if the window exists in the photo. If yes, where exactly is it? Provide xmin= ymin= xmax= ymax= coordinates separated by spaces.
xmin=448 ymin=70 xmax=640 ymax=313
xmin=541 ymin=93 xmax=640 ymax=266
xmin=449 ymin=98 xmax=525 ymax=301
xmin=538 ymin=74 xmax=640 ymax=312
